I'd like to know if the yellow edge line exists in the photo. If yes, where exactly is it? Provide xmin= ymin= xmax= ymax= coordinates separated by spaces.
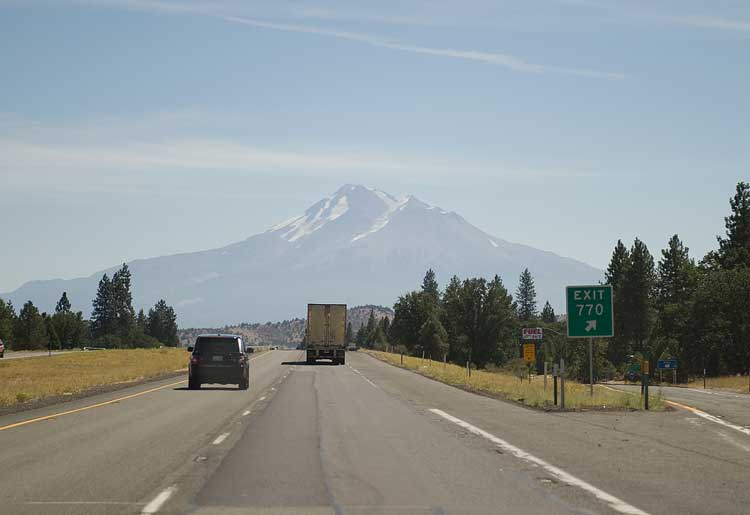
xmin=0 ymin=380 xmax=187 ymax=432
xmin=663 ymin=399 xmax=698 ymax=412
xmin=0 ymin=350 xmax=276 ymax=432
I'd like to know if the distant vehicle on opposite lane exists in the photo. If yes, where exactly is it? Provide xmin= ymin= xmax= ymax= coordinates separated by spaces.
xmin=187 ymin=334 xmax=249 ymax=390
xmin=0 ymin=339 xmax=4 ymax=358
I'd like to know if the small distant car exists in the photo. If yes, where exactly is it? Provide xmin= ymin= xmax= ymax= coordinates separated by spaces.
xmin=187 ymin=334 xmax=249 ymax=390
xmin=0 ymin=338 xmax=4 ymax=358
xmin=347 ymin=344 xmax=358 ymax=351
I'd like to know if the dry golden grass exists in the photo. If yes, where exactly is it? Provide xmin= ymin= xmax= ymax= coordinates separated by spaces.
xmin=687 ymin=375 xmax=750 ymax=394
xmin=367 ymin=350 xmax=664 ymax=411
xmin=0 ymin=348 xmax=188 ymax=408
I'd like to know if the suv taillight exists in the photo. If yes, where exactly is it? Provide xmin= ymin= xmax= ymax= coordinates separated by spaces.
xmin=190 ymin=355 xmax=200 ymax=365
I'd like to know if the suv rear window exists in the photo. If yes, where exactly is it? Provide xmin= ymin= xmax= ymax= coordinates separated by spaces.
xmin=194 ymin=337 xmax=241 ymax=355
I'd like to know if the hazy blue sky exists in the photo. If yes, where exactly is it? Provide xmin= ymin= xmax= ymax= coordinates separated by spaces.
xmin=1 ymin=0 xmax=748 ymax=293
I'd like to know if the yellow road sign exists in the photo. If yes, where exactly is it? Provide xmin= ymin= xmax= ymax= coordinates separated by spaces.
xmin=523 ymin=343 xmax=536 ymax=364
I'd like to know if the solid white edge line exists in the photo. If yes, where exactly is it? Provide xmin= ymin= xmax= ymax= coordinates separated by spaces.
xmin=351 ymin=367 xmax=378 ymax=388
xmin=603 ymin=385 xmax=750 ymax=437
xmin=141 ymin=486 xmax=176 ymax=514
xmin=242 ymin=410 xmax=251 ymax=416
xmin=212 ymin=432 xmax=230 ymax=445
xmin=666 ymin=401 xmax=750 ymax=436
xmin=430 ymin=409 xmax=651 ymax=515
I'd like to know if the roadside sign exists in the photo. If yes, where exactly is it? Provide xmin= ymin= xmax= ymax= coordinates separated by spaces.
xmin=657 ymin=359 xmax=677 ymax=370
xmin=566 ymin=285 xmax=614 ymax=338
xmin=522 ymin=327 xmax=543 ymax=340
xmin=523 ymin=343 xmax=536 ymax=364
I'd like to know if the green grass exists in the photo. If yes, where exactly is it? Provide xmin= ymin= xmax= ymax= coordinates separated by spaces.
xmin=367 ymin=350 xmax=664 ymax=411
xmin=0 ymin=348 xmax=189 ymax=408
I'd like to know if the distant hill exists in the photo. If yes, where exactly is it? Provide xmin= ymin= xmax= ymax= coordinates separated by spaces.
xmin=178 ymin=318 xmax=306 ymax=348
xmin=3 ymin=184 xmax=602 ymax=326
xmin=177 ymin=305 xmax=394 ymax=347
xmin=348 ymin=305 xmax=394 ymax=331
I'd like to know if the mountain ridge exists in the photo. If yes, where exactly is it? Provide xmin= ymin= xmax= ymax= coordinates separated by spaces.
xmin=1 ymin=185 xmax=602 ymax=326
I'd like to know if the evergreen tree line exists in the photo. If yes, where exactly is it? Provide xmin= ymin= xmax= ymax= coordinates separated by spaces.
xmin=380 ymin=181 xmax=750 ymax=382
xmin=604 ymin=182 xmax=750 ymax=378
xmin=348 ymin=308 xmax=391 ymax=350
xmin=389 ymin=268 xmax=523 ymax=369
xmin=0 ymin=264 xmax=180 ymax=350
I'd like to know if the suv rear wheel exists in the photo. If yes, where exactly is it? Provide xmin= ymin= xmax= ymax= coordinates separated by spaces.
xmin=188 ymin=378 xmax=201 ymax=390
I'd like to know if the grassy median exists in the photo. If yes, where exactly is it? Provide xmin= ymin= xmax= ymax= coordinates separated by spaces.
xmin=366 ymin=350 xmax=664 ymax=411
xmin=0 ymin=348 xmax=188 ymax=409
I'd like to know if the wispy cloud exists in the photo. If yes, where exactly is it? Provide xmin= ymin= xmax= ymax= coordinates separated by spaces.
xmin=223 ymin=14 xmax=626 ymax=79
xmin=75 ymin=0 xmax=626 ymax=80
xmin=668 ymin=15 xmax=750 ymax=32
xmin=0 ymin=119 xmax=599 ymax=195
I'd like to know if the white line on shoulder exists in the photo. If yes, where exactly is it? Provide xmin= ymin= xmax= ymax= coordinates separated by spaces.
xmin=212 ymin=432 xmax=230 ymax=445
xmin=141 ymin=485 xmax=176 ymax=514
xmin=430 ymin=409 xmax=650 ymax=515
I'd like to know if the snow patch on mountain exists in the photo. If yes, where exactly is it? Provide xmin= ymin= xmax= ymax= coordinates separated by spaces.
xmin=328 ymin=195 xmax=349 ymax=221
xmin=351 ymin=196 xmax=410 ymax=242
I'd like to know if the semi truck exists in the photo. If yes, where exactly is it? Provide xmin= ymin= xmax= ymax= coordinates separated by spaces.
xmin=306 ymin=303 xmax=347 ymax=365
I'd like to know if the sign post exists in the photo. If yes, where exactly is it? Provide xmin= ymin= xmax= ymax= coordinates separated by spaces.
xmin=566 ymin=285 xmax=614 ymax=397
xmin=559 ymin=358 xmax=565 ymax=409
xmin=658 ymin=359 xmax=678 ymax=385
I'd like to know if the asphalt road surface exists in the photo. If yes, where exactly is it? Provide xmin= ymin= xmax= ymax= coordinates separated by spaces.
xmin=1 ymin=351 xmax=749 ymax=515
xmin=609 ymin=383 xmax=750 ymax=435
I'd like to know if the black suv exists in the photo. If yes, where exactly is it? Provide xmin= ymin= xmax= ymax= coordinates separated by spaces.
xmin=187 ymin=334 xmax=249 ymax=390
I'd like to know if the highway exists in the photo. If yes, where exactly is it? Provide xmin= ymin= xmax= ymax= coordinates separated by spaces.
xmin=1 ymin=351 xmax=749 ymax=515
xmin=609 ymin=383 xmax=750 ymax=436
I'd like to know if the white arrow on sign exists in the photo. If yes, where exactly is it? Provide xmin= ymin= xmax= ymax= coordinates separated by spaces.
xmin=585 ymin=320 xmax=597 ymax=332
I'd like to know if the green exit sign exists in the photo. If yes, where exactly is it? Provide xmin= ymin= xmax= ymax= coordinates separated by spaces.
xmin=566 ymin=285 xmax=614 ymax=338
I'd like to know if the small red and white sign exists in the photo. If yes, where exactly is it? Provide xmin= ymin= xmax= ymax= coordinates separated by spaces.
xmin=522 ymin=328 xmax=543 ymax=340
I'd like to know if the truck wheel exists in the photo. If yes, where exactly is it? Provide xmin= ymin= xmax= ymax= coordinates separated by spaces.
xmin=340 ymin=356 xmax=345 ymax=365
xmin=239 ymin=378 xmax=249 ymax=390
xmin=188 ymin=378 xmax=200 ymax=390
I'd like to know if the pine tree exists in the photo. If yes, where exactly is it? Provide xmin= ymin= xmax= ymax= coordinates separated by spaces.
xmin=55 ymin=292 xmax=71 ymax=314
xmin=390 ymin=291 xmax=425 ymax=353
xmin=419 ymin=313 xmax=448 ymax=358
xmin=421 ymin=268 xmax=440 ymax=306
xmin=355 ymin=324 xmax=367 ymax=347
xmin=515 ymin=268 xmax=537 ymax=322
xmin=44 ymin=312 xmax=61 ymax=350
xmin=622 ymin=238 xmax=657 ymax=354
xmin=605 ymin=240 xmax=631 ymax=365
xmin=541 ymin=301 xmax=556 ymax=323
xmin=657 ymin=235 xmax=694 ymax=308
xmin=441 ymin=276 xmax=463 ymax=361
xmin=653 ymin=235 xmax=697 ymax=373
xmin=136 ymin=309 xmax=148 ymax=334
xmin=717 ymin=181 xmax=750 ymax=269
xmin=380 ymin=316 xmax=390 ymax=341
xmin=112 ymin=264 xmax=136 ymax=338
xmin=366 ymin=308 xmax=376 ymax=336
xmin=91 ymin=274 xmax=115 ymax=338
xmin=0 ymin=299 xmax=15 ymax=345
xmin=481 ymin=275 xmax=518 ymax=366
xmin=346 ymin=321 xmax=353 ymax=344
xmin=147 ymin=300 xmax=179 ymax=346
xmin=14 ymin=301 xmax=48 ymax=350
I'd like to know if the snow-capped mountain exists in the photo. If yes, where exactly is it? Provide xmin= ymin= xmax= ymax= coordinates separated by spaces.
xmin=2 ymin=185 xmax=602 ymax=326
